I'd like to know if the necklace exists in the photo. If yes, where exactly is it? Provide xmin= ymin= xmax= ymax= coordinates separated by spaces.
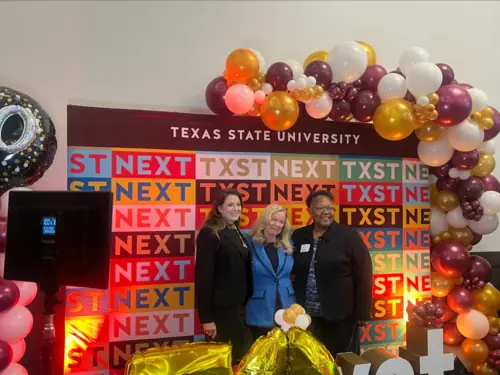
xmin=227 ymin=224 xmax=248 ymax=248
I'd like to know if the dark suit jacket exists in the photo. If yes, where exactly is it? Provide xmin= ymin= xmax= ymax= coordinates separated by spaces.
xmin=195 ymin=226 xmax=253 ymax=323
xmin=291 ymin=222 xmax=373 ymax=322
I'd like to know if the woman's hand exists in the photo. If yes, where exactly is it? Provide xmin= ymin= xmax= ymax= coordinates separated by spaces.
xmin=203 ymin=322 xmax=217 ymax=338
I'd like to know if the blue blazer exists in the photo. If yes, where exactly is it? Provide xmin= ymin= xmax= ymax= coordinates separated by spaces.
xmin=245 ymin=238 xmax=296 ymax=327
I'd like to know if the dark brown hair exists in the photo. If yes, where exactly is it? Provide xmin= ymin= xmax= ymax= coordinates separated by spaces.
xmin=202 ymin=188 xmax=244 ymax=234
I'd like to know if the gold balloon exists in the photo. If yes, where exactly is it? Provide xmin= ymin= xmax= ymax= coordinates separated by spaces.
xmin=260 ymin=92 xmax=299 ymax=132
xmin=257 ymin=72 xmax=266 ymax=83
xmin=300 ymin=87 xmax=314 ymax=101
xmin=287 ymin=327 xmax=337 ymax=375
xmin=373 ymin=99 xmax=417 ymax=141
xmin=461 ymin=339 xmax=489 ymax=363
xmin=480 ymin=118 xmax=494 ymax=130
xmin=235 ymin=328 xmax=288 ymax=375
xmin=428 ymin=93 xmax=440 ymax=106
xmin=290 ymin=303 xmax=305 ymax=315
xmin=247 ymin=78 xmax=261 ymax=91
xmin=226 ymin=48 xmax=260 ymax=83
xmin=430 ymin=184 xmax=438 ymax=206
xmin=283 ymin=308 xmax=298 ymax=324
xmin=248 ymin=104 xmax=261 ymax=117
xmin=125 ymin=342 xmax=232 ymax=375
xmin=356 ymin=41 xmax=376 ymax=66
xmin=471 ymin=152 xmax=496 ymax=177
xmin=431 ymin=272 xmax=455 ymax=297
xmin=415 ymin=122 xmax=448 ymax=142
xmin=312 ymin=85 xmax=324 ymax=99
xmin=474 ymin=362 xmax=500 ymax=375
xmin=473 ymin=284 xmax=500 ymax=316
xmin=449 ymin=227 xmax=473 ymax=246
xmin=303 ymin=50 xmax=329 ymax=69
xmin=436 ymin=190 xmax=460 ymax=212
xmin=454 ymin=276 xmax=464 ymax=285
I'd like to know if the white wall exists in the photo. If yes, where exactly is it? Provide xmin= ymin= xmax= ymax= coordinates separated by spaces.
xmin=1 ymin=0 xmax=499 ymax=250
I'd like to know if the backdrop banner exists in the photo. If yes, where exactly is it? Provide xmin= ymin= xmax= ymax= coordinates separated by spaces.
xmin=65 ymin=105 xmax=430 ymax=375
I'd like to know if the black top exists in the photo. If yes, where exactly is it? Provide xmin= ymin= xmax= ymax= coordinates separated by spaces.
xmin=291 ymin=222 xmax=373 ymax=322
xmin=194 ymin=226 xmax=253 ymax=323
xmin=264 ymin=242 xmax=279 ymax=272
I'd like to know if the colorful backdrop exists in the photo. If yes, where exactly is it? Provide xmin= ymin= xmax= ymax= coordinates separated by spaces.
xmin=65 ymin=105 xmax=430 ymax=375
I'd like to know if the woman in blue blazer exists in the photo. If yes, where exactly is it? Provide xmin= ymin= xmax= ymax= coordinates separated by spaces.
xmin=245 ymin=203 xmax=295 ymax=340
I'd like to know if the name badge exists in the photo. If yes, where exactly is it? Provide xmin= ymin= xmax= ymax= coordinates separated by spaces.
xmin=300 ymin=244 xmax=311 ymax=253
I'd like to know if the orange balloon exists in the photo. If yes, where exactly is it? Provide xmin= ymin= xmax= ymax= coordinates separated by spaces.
xmin=431 ymin=272 xmax=455 ymax=297
xmin=282 ymin=309 xmax=297 ymax=325
xmin=260 ymin=92 xmax=299 ymax=131
xmin=290 ymin=304 xmax=305 ymax=315
xmin=225 ymin=48 xmax=260 ymax=84
xmin=462 ymin=339 xmax=489 ymax=363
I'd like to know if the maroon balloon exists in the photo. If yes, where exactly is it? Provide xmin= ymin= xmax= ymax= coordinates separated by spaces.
xmin=484 ymin=108 xmax=500 ymax=141
xmin=459 ymin=83 xmax=473 ymax=89
xmin=436 ymin=176 xmax=460 ymax=192
xmin=435 ymin=85 xmax=473 ymax=127
xmin=464 ymin=255 xmax=492 ymax=284
xmin=471 ymin=231 xmax=483 ymax=245
xmin=443 ymin=322 xmax=466 ymax=346
xmin=205 ymin=76 xmax=233 ymax=116
xmin=0 ymin=279 xmax=20 ymax=313
xmin=456 ymin=177 xmax=484 ymax=202
xmin=360 ymin=65 xmax=387 ymax=92
xmin=304 ymin=60 xmax=333 ymax=89
xmin=329 ymin=99 xmax=351 ymax=121
xmin=431 ymin=240 xmax=471 ymax=278
xmin=484 ymin=334 xmax=500 ymax=350
xmin=0 ymin=340 xmax=12 ymax=372
xmin=432 ymin=296 xmax=456 ymax=322
xmin=404 ymin=91 xmax=416 ymax=103
xmin=352 ymin=90 xmax=380 ymax=122
xmin=431 ymin=162 xmax=452 ymax=178
xmin=447 ymin=287 xmax=473 ymax=313
xmin=437 ymin=63 xmax=455 ymax=86
xmin=481 ymin=175 xmax=500 ymax=193
xmin=451 ymin=150 xmax=479 ymax=170
xmin=266 ymin=62 xmax=294 ymax=91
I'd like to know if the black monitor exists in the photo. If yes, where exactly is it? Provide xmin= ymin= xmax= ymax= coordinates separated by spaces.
xmin=4 ymin=191 xmax=113 ymax=290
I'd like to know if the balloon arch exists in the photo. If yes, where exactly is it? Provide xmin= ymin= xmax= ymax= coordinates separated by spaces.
xmin=205 ymin=42 xmax=500 ymax=374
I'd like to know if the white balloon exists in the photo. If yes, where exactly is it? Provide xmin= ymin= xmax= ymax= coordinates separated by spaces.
xmin=459 ymin=170 xmax=471 ymax=180
xmin=417 ymin=96 xmax=430 ymax=106
xmin=254 ymin=90 xmax=266 ymax=105
xmin=447 ymin=119 xmax=484 ymax=152
xmin=274 ymin=309 xmax=285 ymax=326
xmin=0 ymin=363 xmax=28 ymax=375
xmin=448 ymin=168 xmax=460 ymax=179
xmin=456 ymin=309 xmax=489 ymax=340
xmin=249 ymin=48 xmax=266 ymax=72
xmin=0 ymin=188 xmax=32 ymax=219
xmin=468 ymin=214 xmax=499 ymax=235
xmin=14 ymin=281 xmax=38 ymax=307
xmin=262 ymin=83 xmax=273 ymax=94
xmin=377 ymin=73 xmax=407 ymax=102
xmin=306 ymin=93 xmax=333 ymax=119
xmin=479 ymin=191 xmax=500 ymax=215
xmin=478 ymin=140 xmax=496 ymax=155
xmin=294 ymin=315 xmax=310 ymax=330
xmin=284 ymin=59 xmax=303 ymax=80
xmin=306 ymin=76 xmax=317 ymax=87
xmin=328 ymin=41 xmax=368 ymax=83
xmin=431 ymin=207 xmax=449 ymax=236
xmin=417 ymin=138 xmax=454 ymax=167
xmin=468 ymin=88 xmax=489 ymax=112
xmin=429 ymin=175 xmax=438 ymax=184
xmin=406 ymin=62 xmax=443 ymax=98
xmin=0 ymin=305 xmax=33 ymax=342
xmin=224 ymin=84 xmax=255 ymax=114
xmin=447 ymin=207 xmax=469 ymax=228
xmin=295 ymin=77 xmax=306 ymax=90
xmin=399 ymin=47 xmax=430 ymax=76
xmin=280 ymin=322 xmax=292 ymax=332
xmin=10 ymin=339 xmax=26 ymax=363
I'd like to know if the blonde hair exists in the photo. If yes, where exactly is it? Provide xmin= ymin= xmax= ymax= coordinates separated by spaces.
xmin=250 ymin=204 xmax=293 ymax=254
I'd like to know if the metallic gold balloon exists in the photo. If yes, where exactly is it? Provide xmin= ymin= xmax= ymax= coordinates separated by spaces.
xmin=247 ymin=78 xmax=261 ymax=91
xmin=472 ymin=284 xmax=500 ymax=316
xmin=428 ymin=93 xmax=440 ymax=106
xmin=300 ymin=87 xmax=314 ymax=102
xmin=373 ymin=99 xmax=417 ymax=141
xmin=125 ymin=342 xmax=232 ymax=375
xmin=489 ymin=316 xmax=500 ymax=335
xmin=449 ymin=227 xmax=473 ymax=246
xmin=471 ymin=152 xmax=496 ymax=177
xmin=430 ymin=184 xmax=438 ymax=206
xmin=480 ymin=118 xmax=494 ymax=130
xmin=356 ymin=41 xmax=376 ymax=66
xmin=415 ymin=122 xmax=448 ymax=142
xmin=431 ymin=272 xmax=455 ymax=297
xmin=461 ymin=339 xmax=489 ymax=363
xmin=257 ymin=72 xmax=266 ymax=83
xmin=235 ymin=328 xmax=287 ymax=375
xmin=473 ymin=362 xmax=500 ymax=375
xmin=312 ymin=85 xmax=324 ymax=99
xmin=290 ymin=303 xmax=305 ymax=315
xmin=248 ymin=104 xmax=261 ymax=117
xmin=260 ymin=92 xmax=300 ymax=131
xmin=226 ymin=48 xmax=260 ymax=83
xmin=287 ymin=327 xmax=337 ymax=375
xmin=303 ymin=50 xmax=329 ymax=69
xmin=283 ymin=308 xmax=297 ymax=324
xmin=436 ymin=190 xmax=460 ymax=212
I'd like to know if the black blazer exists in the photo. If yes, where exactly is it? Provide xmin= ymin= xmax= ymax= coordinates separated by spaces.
xmin=291 ymin=222 xmax=373 ymax=322
xmin=194 ymin=226 xmax=253 ymax=323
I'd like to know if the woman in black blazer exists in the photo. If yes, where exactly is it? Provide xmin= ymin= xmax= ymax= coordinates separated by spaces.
xmin=194 ymin=189 xmax=252 ymax=365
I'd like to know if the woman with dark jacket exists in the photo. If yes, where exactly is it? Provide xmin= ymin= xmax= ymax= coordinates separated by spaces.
xmin=194 ymin=189 xmax=252 ymax=365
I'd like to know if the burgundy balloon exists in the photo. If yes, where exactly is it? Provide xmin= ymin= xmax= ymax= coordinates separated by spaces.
xmin=459 ymin=83 xmax=473 ymax=89
xmin=205 ymin=76 xmax=233 ymax=116
xmin=436 ymin=176 xmax=460 ymax=192
xmin=481 ymin=175 xmax=500 ymax=193
xmin=329 ymin=99 xmax=352 ymax=121
xmin=451 ymin=150 xmax=479 ymax=170
xmin=463 ymin=255 xmax=492 ymax=285
xmin=352 ymin=90 xmax=381 ymax=122
xmin=360 ymin=64 xmax=387 ymax=92
xmin=471 ymin=231 xmax=483 ymax=246
xmin=460 ymin=200 xmax=483 ymax=221
xmin=0 ymin=340 xmax=12 ymax=372
xmin=435 ymin=85 xmax=473 ymax=127
xmin=304 ymin=60 xmax=333 ymax=89
xmin=431 ymin=162 xmax=452 ymax=178
xmin=0 ymin=279 xmax=20 ymax=313
xmin=484 ymin=334 xmax=500 ymax=350
xmin=443 ymin=322 xmax=466 ymax=346
xmin=404 ymin=91 xmax=416 ymax=103
xmin=484 ymin=108 xmax=500 ymax=141
xmin=456 ymin=177 xmax=484 ymax=202
xmin=431 ymin=240 xmax=471 ymax=278
xmin=437 ymin=63 xmax=455 ymax=86
xmin=266 ymin=62 xmax=294 ymax=91
xmin=447 ymin=287 xmax=473 ymax=313
xmin=432 ymin=296 xmax=456 ymax=322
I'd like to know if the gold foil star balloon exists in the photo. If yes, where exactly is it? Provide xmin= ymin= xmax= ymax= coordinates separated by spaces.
xmin=235 ymin=328 xmax=288 ymax=375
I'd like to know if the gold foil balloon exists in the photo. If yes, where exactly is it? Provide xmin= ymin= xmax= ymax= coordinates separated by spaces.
xmin=449 ymin=227 xmax=473 ymax=246
xmin=435 ymin=190 xmax=460 ymax=212
xmin=431 ymin=272 xmax=455 ymax=297
xmin=125 ymin=342 xmax=232 ymax=375
xmin=373 ymin=99 xmax=417 ymax=141
xmin=303 ymin=50 xmax=329 ymax=69
xmin=260 ymin=92 xmax=299 ymax=131
xmin=472 ymin=284 xmax=500 ymax=316
xmin=415 ymin=122 xmax=448 ymax=142
xmin=471 ymin=152 xmax=496 ymax=177
xmin=356 ymin=41 xmax=376 ymax=66
xmin=225 ymin=48 xmax=260 ymax=83
xmin=287 ymin=327 xmax=337 ymax=375
xmin=461 ymin=339 xmax=489 ymax=363
xmin=474 ymin=362 xmax=500 ymax=375
xmin=235 ymin=328 xmax=287 ymax=375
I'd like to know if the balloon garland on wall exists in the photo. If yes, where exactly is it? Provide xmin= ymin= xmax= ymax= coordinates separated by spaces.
xmin=206 ymin=42 xmax=500 ymax=375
